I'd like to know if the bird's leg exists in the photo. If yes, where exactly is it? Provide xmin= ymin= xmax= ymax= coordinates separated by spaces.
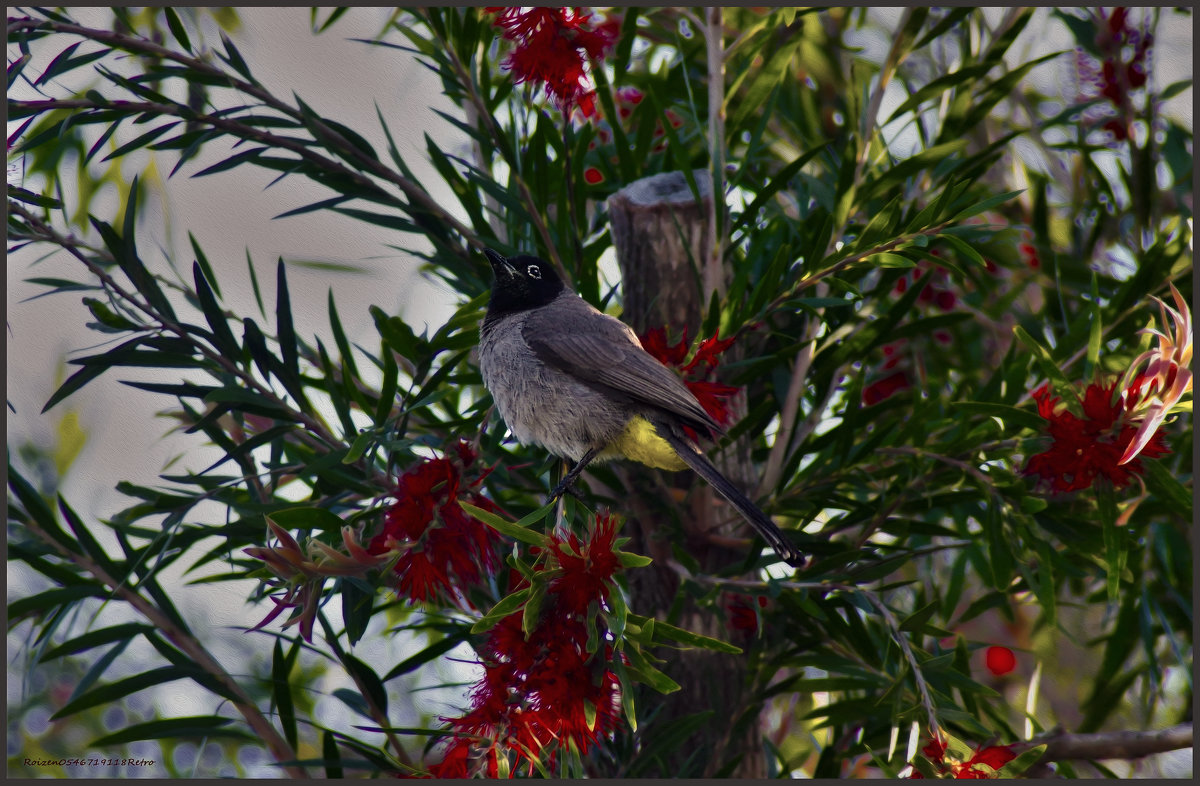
xmin=548 ymin=447 xmax=602 ymax=501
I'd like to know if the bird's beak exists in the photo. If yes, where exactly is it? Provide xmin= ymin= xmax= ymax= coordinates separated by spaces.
xmin=483 ymin=248 xmax=518 ymax=278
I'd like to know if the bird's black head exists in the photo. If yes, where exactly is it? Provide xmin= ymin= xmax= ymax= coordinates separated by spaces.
xmin=483 ymin=248 xmax=566 ymax=319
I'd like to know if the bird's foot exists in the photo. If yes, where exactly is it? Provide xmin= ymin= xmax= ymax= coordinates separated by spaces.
xmin=548 ymin=477 xmax=585 ymax=503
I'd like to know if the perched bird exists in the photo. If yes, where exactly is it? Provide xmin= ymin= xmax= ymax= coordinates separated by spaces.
xmin=477 ymin=248 xmax=801 ymax=566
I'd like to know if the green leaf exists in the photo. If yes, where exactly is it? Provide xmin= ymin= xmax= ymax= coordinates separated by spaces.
xmin=341 ymin=578 xmax=373 ymax=647
xmin=35 ymin=41 xmax=111 ymax=87
xmin=1086 ymin=274 xmax=1102 ymax=373
xmin=163 ymin=7 xmax=192 ymax=51
xmin=1097 ymin=481 xmax=1122 ymax=603
xmin=522 ymin=580 xmax=548 ymax=637
xmin=383 ymin=631 xmax=469 ymax=682
xmin=870 ymin=252 xmax=916 ymax=269
xmin=57 ymin=495 xmax=122 ymax=579
xmin=615 ymin=550 xmax=652 ymax=568
xmin=91 ymin=716 xmax=253 ymax=747
xmin=342 ymin=654 xmax=388 ymax=716
xmin=947 ymin=189 xmax=1024 ymax=223
xmin=267 ymin=506 xmax=347 ymax=534
xmin=272 ymin=639 xmax=298 ymax=750
xmin=38 ymin=623 xmax=154 ymax=662
xmin=1012 ymin=325 xmax=1076 ymax=401
xmin=51 ymin=666 xmax=199 ymax=720
xmin=623 ymin=645 xmax=681 ymax=694
xmin=898 ymin=600 xmax=939 ymax=633
xmin=937 ymin=232 xmax=985 ymax=267
xmin=192 ymin=262 xmax=240 ymax=357
xmin=322 ymin=729 xmax=343 ymax=779
xmin=626 ymin=614 xmax=742 ymax=654
xmin=950 ymin=401 xmax=1046 ymax=433
xmin=8 ymin=585 xmax=111 ymax=621
xmin=217 ymin=32 xmax=255 ymax=82
xmin=82 ymin=297 xmax=138 ymax=331
xmin=471 ymin=588 xmax=531 ymax=634
xmin=102 ymin=122 xmax=181 ymax=163
xmin=274 ymin=258 xmax=304 ymax=403
xmin=1140 ymin=459 xmax=1192 ymax=518
xmin=459 ymin=501 xmax=552 ymax=547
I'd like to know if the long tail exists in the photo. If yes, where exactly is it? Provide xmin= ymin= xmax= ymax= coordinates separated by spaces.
xmin=655 ymin=423 xmax=803 ymax=567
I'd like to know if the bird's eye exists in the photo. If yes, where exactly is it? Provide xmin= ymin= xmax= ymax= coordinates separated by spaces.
xmin=526 ymin=265 xmax=541 ymax=279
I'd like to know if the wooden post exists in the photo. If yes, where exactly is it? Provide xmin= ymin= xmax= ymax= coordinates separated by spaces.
xmin=606 ymin=171 xmax=766 ymax=779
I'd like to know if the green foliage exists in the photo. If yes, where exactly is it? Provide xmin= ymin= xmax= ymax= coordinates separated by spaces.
xmin=7 ymin=6 xmax=1192 ymax=779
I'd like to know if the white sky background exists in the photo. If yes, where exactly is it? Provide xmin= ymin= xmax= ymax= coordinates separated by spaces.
xmin=5 ymin=6 xmax=1193 ymax=776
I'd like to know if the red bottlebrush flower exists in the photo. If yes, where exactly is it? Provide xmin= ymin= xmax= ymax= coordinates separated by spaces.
xmin=912 ymin=738 xmax=1018 ymax=779
xmin=639 ymin=327 xmax=742 ymax=426
xmin=547 ymin=512 xmax=622 ymax=614
xmin=368 ymin=441 xmax=503 ymax=607
xmin=425 ymin=513 xmax=633 ymax=775
xmin=964 ymin=746 xmax=1017 ymax=776
xmin=726 ymin=594 xmax=768 ymax=633
xmin=683 ymin=333 xmax=738 ymax=375
xmin=1078 ymin=8 xmax=1153 ymax=143
xmin=640 ymin=325 xmax=690 ymax=366
xmin=1024 ymin=381 xmax=1170 ymax=493
xmin=863 ymin=371 xmax=911 ymax=406
xmin=984 ymin=645 xmax=1017 ymax=676
xmin=445 ymin=610 xmax=623 ymax=775
xmin=1018 ymin=242 xmax=1040 ymax=269
xmin=487 ymin=7 xmax=615 ymax=116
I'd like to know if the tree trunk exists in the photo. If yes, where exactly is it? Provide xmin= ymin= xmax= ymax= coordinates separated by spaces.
xmin=607 ymin=170 xmax=766 ymax=779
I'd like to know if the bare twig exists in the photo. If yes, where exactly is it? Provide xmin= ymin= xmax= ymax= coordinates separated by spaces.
xmin=704 ymin=7 xmax=727 ymax=300
xmin=1023 ymin=723 xmax=1193 ymax=773
xmin=759 ymin=313 xmax=820 ymax=495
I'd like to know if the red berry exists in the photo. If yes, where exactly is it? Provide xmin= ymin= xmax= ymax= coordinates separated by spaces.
xmin=985 ymin=645 xmax=1017 ymax=676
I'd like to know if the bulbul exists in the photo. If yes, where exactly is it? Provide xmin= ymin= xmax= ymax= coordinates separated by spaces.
xmin=477 ymin=248 xmax=801 ymax=566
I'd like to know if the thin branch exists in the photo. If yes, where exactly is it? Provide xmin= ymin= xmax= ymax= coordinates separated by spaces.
xmin=759 ymin=313 xmax=820 ymax=495
xmin=1026 ymin=723 xmax=1193 ymax=767
xmin=704 ymin=7 xmax=726 ymax=300
xmin=853 ymin=8 xmax=914 ymax=190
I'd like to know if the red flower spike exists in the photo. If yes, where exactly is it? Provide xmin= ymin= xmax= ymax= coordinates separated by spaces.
xmin=683 ymin=333 xmax=738 ymax=375
xmin=984 ymin=645 xmax=1017 ymax=676
xmin=912 ymin=738 xmax=1018 ymax=779
xmin=488 ymin=7 xmax=615 ymax=116
xmin=1024 ymin=380 xmax=1170 ymax=493
xmin=863 ymin=371 xmax=910 ymax=406
xmin=639 ymin=327 xmax=742 ymax=427
xmin=547 ymin=513 xmax=622 ymax=615
xmin=369 ymin=441 xmax=503 ymax=608
xmin=639 ymin=326 xmax=690 ymax=366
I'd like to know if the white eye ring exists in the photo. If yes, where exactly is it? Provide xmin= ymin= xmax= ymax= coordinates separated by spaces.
xmin=527 ymin=265 xmax=541 ymax=279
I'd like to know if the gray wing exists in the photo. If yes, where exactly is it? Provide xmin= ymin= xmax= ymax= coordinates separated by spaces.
xmin=523 ymin=293 xmax=721 ymax=434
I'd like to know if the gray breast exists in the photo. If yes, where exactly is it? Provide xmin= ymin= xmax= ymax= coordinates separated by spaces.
xmin=479 ymin=307 xmax=631 ymax=462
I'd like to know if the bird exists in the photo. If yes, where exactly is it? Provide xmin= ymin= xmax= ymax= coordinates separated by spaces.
xmin=477 ymin=248 xmax=802 ymax=566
